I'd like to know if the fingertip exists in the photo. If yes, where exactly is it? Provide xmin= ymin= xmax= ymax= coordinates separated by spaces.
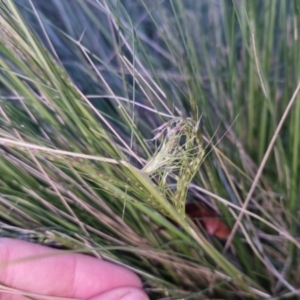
xmin=0 ymin=238 xmax=144 ymax=298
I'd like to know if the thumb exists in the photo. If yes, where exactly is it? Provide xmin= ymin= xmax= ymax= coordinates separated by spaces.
xmin=88 ymin=287 xmax=149 ymax=300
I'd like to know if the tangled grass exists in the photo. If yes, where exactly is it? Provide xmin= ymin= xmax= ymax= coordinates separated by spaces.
xmin=0 ymin=0 xmax=300 ymax=299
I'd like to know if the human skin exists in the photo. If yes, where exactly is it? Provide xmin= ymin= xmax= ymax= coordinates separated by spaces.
xmin=0 ymin=238 xmax=149 ymax=300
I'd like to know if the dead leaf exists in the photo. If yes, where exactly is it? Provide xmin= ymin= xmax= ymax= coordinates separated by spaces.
xmin=185 ymin=202 xmax=231 ymax=239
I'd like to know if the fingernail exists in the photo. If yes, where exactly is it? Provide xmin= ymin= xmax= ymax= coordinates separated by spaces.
xmin=119 ymin=289 xmax=149 ymax=300
xmin=88 ymin=287 xmax=149 ymax=300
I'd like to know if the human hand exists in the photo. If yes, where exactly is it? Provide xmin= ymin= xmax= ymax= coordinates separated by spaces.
xmin=0 ymin=238 xmax=149 ymax=300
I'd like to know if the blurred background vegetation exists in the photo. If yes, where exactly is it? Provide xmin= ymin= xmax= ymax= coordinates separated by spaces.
xmin=1 ymin=0 xmax=300 ymax=299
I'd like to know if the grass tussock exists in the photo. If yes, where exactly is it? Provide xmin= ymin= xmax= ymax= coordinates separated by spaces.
xmin=0 ymin=0 xmax=300 ymax=299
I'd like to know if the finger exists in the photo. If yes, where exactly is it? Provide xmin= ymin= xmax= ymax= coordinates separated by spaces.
xmin=0 ymin=238 xmax=142 ymax=299
xmin=88 ymin=287 xmax=149 ymax=300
